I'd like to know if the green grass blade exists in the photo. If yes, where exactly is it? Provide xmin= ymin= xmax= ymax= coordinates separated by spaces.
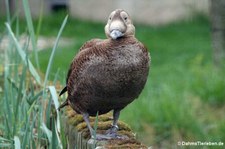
xmin=45 ymin=97 xmax=52 ymax=127
xmin=36 ymin=0 xmax=44 ymax=39
xmin=49 ymin=86 xmax=60 ymax=132
xmin=27 ymin=90 xmax=43 ymax=105
xmin=0 ymin=143 xmax=13 ymax=148
xmin=5 ymin=0 xmax=11 ymax=24
xmin=4 ymin=100 xmax=12 ymax=138
xmin=3 ymin=1 xmax=12 ymax=138
xmin=41 ymin=123 xmax=52 ymax=143
xmin=0 ymin=136 xmax=12 ymax=143
xmin=21 ymin=119 xmax=29 ymax=148
xmin=51 ymin=118 xmax=57 ymax=149
xmin=22 ymin=0 xmax=39 ymax=69
xmin=30 ymin=114 xmax=38 ymax=148
xmin=27 ymin=100 xmax=37 ymax=116
xmin=94 ymin=112 xmax=99 ymax=135
xmin=14 ymin=136 xmax=21 ymax=149
xmin=49 ymin=86 xmax=63 ymax=148
xmin=43 ymin=15 xmax=68 ymax=88
xmin=93 ymin=112 xmax=99 ymax=142
xmin=5 ymin=23 xmax=41 ymax=85
xmin=13 ymin=64 xmax=27 ymax=135
xmin=0 ymin=144 xmax=12 ymax=148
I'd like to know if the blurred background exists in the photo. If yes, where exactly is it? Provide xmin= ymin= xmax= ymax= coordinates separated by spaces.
xmin=0 ymin=0 xmax=225 ymax=148
xmin=1 ymin=0 xmax=209 ymax=25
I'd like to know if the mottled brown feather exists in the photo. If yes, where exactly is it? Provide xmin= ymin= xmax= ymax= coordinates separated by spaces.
xmin=66 ymin=36 xmax=150 ymax=116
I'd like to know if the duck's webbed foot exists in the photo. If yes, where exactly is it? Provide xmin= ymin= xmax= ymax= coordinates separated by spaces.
xmin=90 ymin=125 xmax=120 ymax=140
xmin=83 ymin=113 xmax=115 ymax=140
xmin=89 ymin=126 xmax=127 ymax=140
xmin=106 ymin=124 xmax=118 ymax=136
xmin=83 ymin=110 xmax=128 ymax=141
xmin=105 ymin=124 xmax=128 ymax=139
xmin=91 ymin=133 xmax=113 ymax=140
xmin=104 ymin=109 xmax=128 ymax=139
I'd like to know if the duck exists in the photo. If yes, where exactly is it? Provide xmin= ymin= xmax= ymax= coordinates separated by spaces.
xmin=59 ymin=9 xmax=150 ymax=140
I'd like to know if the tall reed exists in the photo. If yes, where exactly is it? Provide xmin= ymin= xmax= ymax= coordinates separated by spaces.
xmin=0 ymin=0 xmax=68 ymax=148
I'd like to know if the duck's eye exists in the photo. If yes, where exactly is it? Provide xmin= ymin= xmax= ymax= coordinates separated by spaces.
xmin=109 ymin=17 xmax=112 ymax=20
xmin=124 ymin=17 xmax=128 ymax=21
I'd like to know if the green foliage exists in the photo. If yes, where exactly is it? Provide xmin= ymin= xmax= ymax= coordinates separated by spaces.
xmin=0 ymin=1 xmax=67 ymax=148
xmin=190 ymin=57 xmax=225 ymax=106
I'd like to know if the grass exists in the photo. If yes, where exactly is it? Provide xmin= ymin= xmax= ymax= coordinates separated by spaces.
xmin=0 ymin=2 xmax=67 ymax=148
xmin=0 ymin=8 xmax=225 ymax=149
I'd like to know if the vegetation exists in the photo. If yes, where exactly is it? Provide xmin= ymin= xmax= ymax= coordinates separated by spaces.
xmin=0 ymin=5 xmax=225 ymax=149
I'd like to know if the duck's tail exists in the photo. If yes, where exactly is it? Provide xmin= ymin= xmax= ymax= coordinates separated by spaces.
xmin=58 ymin=86 xmax=68 ymax=111
xmin=59 ymin=86 xmax=67 ymax=96
xmin=58 ymin=99 xmax=69 ymax=111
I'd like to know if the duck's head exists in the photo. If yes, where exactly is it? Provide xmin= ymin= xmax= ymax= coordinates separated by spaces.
xmin=105 ymin=9 xmax=135 ymax=40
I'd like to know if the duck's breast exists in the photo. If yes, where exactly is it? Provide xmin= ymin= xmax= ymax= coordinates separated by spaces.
xmin=68 ymin=39 xmax=150 ymax=115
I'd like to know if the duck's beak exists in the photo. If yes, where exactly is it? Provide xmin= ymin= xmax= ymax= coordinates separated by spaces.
xmin=110 ymin=29 xmax=123 ymax=39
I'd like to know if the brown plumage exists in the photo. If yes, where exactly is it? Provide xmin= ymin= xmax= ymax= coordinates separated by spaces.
xmin=59 ymin=9 xmax=150 ymax=139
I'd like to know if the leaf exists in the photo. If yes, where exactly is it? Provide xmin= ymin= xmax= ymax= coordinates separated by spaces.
xmin=14 ymin=136 xmax=21 ymax=149
xmin=41 ymin=123 xmax=52 ymax=143
xmin=0 ymin=137 xmax=12 ymax=147
xmin=22 ymin=0 xmax=39 ymax=69
xmin=5 ymin=23 xmax=41 ymax=85
xmin=49 ymin=86 xmax=63 ymax=148
xmin=43 ymin=15 xmax=68 ymax=88
xmin=48 ymin=86 xmax=60 ymax=132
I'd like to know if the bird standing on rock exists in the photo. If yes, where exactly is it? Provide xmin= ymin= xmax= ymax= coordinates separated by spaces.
xmin=59 ymin=9 xmax=150 ymax=140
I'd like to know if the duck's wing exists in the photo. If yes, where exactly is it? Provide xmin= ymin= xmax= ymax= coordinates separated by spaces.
xmin=66 ymin=38 xmax=104 ymax=81
xmin=58 ymin=39 xmax=104 ymax=110
xmin=59 ymin=39 xmax=104 ymax=96
xmin=59 ymin=39 xmax=103 ymax=93
xmin=66 ymin=39 xmax=108 ymax=98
